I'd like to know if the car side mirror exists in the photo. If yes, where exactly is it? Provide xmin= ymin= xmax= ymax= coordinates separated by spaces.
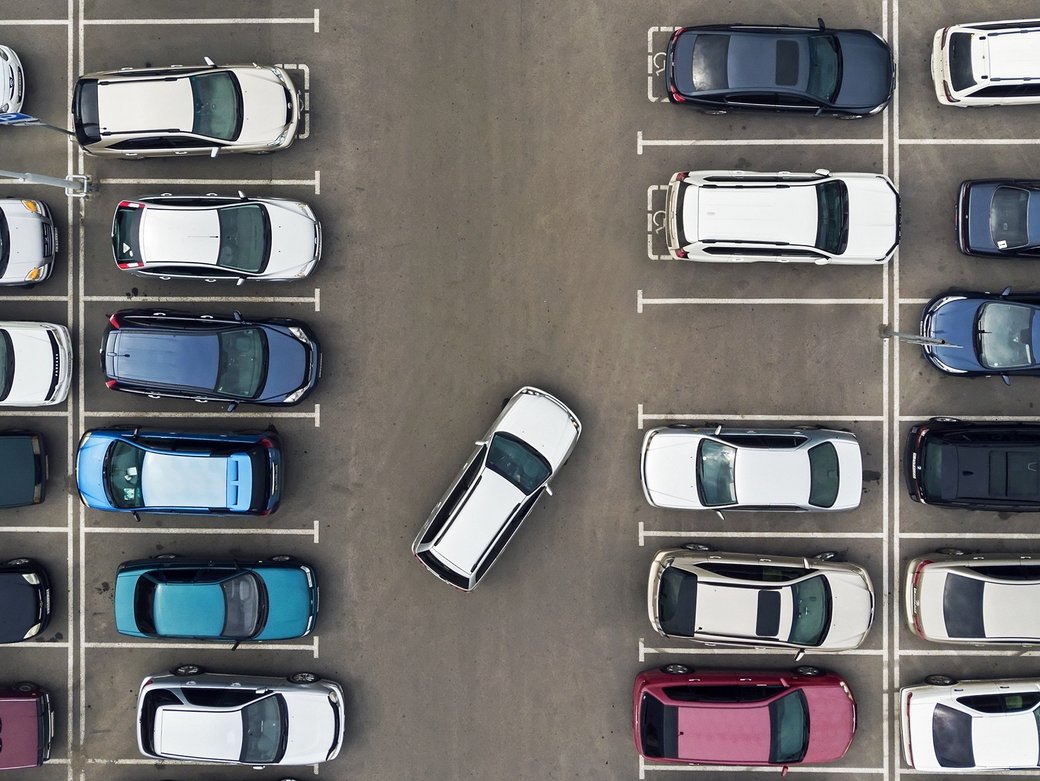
xmin=794 ymin=648 xmax=805 ymax=662
xmin=131 ymin=511 xmax=141 ymax=523
xmin=715 ymin=510 xmax=725 ymax=521
xmin=1002 ymin=374 xmax=1012 ymax=386
xmin=1001 ymin=286 xmax=1013 ymax=296
xmin=238 ymin=190 xmax=247 ymax=199
xmin=131 ymin=426 xmax=139 ymax=439
xmin=817 ymin=17 xmax=825 ymax=30
xmin=713 ymin=424 xmax=723 ymax=435
xmin=544 ymin=485 xmax=553 ymax=497
xmin=227 ymin=402 xmax=239 ymax=412
xmin=236 ymin=278 xmax=245 ymax=286
xmin=210 ymin=147 xmax=219 ymax=158
xmin=232 ymin=310 xmax=243 ymax=322
xmin=782 ymin=765 xmax=790 ymax=777
xmin=204 ymin=56 xmax=216 ymax=66
xmin=474 ymin=440 xmax=486 ymax=447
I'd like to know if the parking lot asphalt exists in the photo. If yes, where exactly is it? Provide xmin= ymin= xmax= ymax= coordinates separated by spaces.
xmin=6 ymin=0 xmax=1040 ymax=779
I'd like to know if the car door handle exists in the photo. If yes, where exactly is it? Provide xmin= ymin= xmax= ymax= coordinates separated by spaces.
xmin=174 ymin=151 xmax=189 ymax=155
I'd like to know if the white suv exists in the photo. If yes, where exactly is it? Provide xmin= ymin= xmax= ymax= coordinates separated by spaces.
xmin=664 ymin=169 xmax=900 ymax=264
xmin=932 ymin=19 xmax=1040 ymax=106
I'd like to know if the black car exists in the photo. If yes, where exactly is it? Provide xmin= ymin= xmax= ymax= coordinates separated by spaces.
xmin=905 ymin=418 xmax=1040 ymax=511
xmin=958 ymin=179 xmax=1040 ymax=258
xmin=0 ymin=558 xmax=51 ymax=642
xmin=101 ymin=309 xmax=320 ymax=410
xmin=0 ymin=431 xmax=45 ymax=507
xmin=665 ymin=22 xmax=894 ymax=117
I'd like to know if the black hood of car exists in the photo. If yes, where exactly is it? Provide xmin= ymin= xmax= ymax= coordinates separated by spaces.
xmin=0 ymin=437 xmax=38 ymax=508
xmin=832 ymin=32 xmax=893 ymax=110
xmin=257 ymin=326 xmax=310 ymax=402
xmin=0 ymin=572 xmax=41 ymax=642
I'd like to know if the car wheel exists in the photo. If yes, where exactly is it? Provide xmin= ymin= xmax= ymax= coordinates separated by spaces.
xmin=812 ymin=551 xmax=842 ymax=562
xmin=271 ymin=555 xmax=293 ymax=562
xmin=929 ymin=417 xmax=961 ymax=423
xmin=661 ymin=663 xmax=690 ymax=675
xmin=924 ymin=674 xmax=957 ymax=686
xmin=793 ymin=666 xmax=824 ymax=677
xmin=835 ymin=113 xmax=864 ymax=120
xmin=700 ymin=109 xmax=727 ymax=115
xmin=936 ymin=548 xmax=966 ymax=556
xmin=288 ymin=672 xmax=319 ymax=684
xmin=680 ymin=542 xmax=712 ymax=552
xmin=152 ymin=553 xmax=180 ymax=560
xmin=5 ymin=558 xmax=30 ymax=567
xmin=667 ymin=423 xmax=693 ymax=429
xmin=172 ymin=664 xmax=202 ymax=677
xmin=14 ymin=682 xmax=37 ymax=693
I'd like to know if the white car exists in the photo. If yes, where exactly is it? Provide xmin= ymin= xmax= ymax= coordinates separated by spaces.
xmin=0 ymin=322 xmax=71 ymax=406
xmin=412 ymin=386 xmax=581 ymax=591
xmin=0 ymin=46 xmax=24 ymax=114
xmin=0 ymin=199 xmax=57 ymax=286
xmin=640 ymin=425 xmax=862 ymax=512
xmin=932 ymin=19 xmax=1040 ymax=106
xmin=137 ymin=666 xmax=345 ymax=767
xmin=906 ymin=550 xmax=1040 ymax=644
xmin=647 ymin=544 xmax=874 ymax=653
xmin=112 ymin=194 xmax=321 ymax=283
xmin=664 ymin=169 xmax=900 ymax=264
xmin=901 ymin=675 xmax=1040 ymax=771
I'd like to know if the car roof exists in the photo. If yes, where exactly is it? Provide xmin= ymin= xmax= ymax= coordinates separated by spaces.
xmin=152 ymin=580 xmax=226 ymax=636
xmin=694 ymin=185 xmax=818 ymax=246
xmin=156 ymin=706 xmax=242 ymax=760
xmin=678 ymin=701 xmax=772 ymax=762
xmin=140 ymin=450 xmax=249 ymax=509
xmin=431 ymin=470 xmax=523 ymax=575
xmin=986 ymin=29 xmax=1040 ymax=80
xmin=97 ymin=79 xmax=193 ymax=134
xmin=139 ymin=208 xmax=222 ymax=266
xmin=108 ymin=329 xmax=220 ymax=389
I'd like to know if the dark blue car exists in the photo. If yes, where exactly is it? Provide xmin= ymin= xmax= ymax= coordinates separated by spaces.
xmin=75 ymin=428 xmax=281 ymax=516
xmin=958 ymin=179 xmax=1040 ymax=258
xmin=114 ymin=555 xmax=318 ymax=641
xmin=100 ymin=309 xmax=320 ymax=409
xmin=921 ymin=288 xmax=1040 ymax=383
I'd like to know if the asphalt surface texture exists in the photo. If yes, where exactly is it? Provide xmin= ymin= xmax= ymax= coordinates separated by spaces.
xmin=2 ymin=0 xmax=1040 ymax=779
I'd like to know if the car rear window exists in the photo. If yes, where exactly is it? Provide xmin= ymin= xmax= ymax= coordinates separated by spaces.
xmin=190 ymin=71 xmax=243 ymax=141
xmin=112 ymin=205 xmax=143 ymax=263
xmin=768 ymin=690 xmax=809 ymax=764
xmin=690 ymin=34 xmax=729 ymax=91
xmin=807 ymin=442 xmax=840 ymax=508
xmin=990 ymin=186 xmax=1029 ymax=249
xmin=658 ymin=566 xmax=696 ymax=636
xmin=217 ymin=204 xmax=271 ymax=272
xmin=0 ymin=329 xmax=12 ymax=403
xmin=920 ymin=439 xmax=950 ymax=500
xmin=815 ymin=180 xmax=849 ymax=255
xmin=948 ymin=33 xmax=976 ymax=92
xmin=806 ymin=35 xmax=840 ymax=101
xmin=639 ymin=693 xmax=678 ymax=759
xmin=134 ymin=576 xmax=158 ymax=634
xmin=0 ymin=208 xmax=8 ymax=269
xmin=221 ymin=572 xmax=265 ymax=638
xmin=942 ymin=574 xmax=985 ymax=638
xmin=932 ymin=703 xmax=975 ymax=768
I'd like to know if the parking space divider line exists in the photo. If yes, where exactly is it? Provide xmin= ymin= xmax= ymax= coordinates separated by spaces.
xmin=640 ymin=530 xmax=884 ymax=545
xmin=0 ymin=19 xmax=69 ymax=25
xmin=639 ymin=296 xmax=883 ymax=307
xmin=84 ymin=292 xmax=319 ymax=309
xmin=637 ymin=131 xmax=883 ymax=154
xmin=881 ymin=3 xmax=893 ymax=776
xmin=639 ymin=412 xmax=883 ymax=423
xmin=85 ymin=639 xmax=316 ymax=653
xmin=900 ymin=531 xmax=1040 ymax=540
xmin=86 ymin=522 xmax=320 ymax=542
xmin=640 ymin=643 xmax=884 ymax=657
xmin=99 ymin=172 xmax=321 ymax=195
xmin=641 ymin=764 xmax=884 ymax=774
xmin=899 ymin=648 xmax=1040 ymax=656
xmin=898 ymin=414 xmax=1040 ymax=422
xmin=0 ymin=525 xmax=68 ymax=533
xmin=82 ymin=11 xmax=320 ymax=29
xmin=901 ymin=138 xmax=1040 ymax=145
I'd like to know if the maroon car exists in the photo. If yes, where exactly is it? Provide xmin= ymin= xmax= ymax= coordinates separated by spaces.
xmin=0 ymin=684 xmax=53 ymax=770
xmin=633 ymin=664 xmax=856 ymax=769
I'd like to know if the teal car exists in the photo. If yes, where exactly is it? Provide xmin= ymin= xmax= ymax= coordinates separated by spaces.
xmin=114 ymin=555 xmax=318 ymax=641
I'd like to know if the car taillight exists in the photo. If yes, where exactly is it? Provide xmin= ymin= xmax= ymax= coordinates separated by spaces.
xmin=117 ymin=200 xmax=141 ymax=210
xmin=108 ymin=313 xmax=121 ymax=328
xmin=675 ymin=248 xmax=688 ymax=259
xmin=668 ymin=84 xmax=686 ymax=102
xmin=676 ymin=172 xmax=688 ymax=181
xmin=671 ymin=27 xmax=684 ymax=42
xmin=105 ymin=379 xmax=117 ymax=389
xmin=259 ymin=437 xmax=275 ymax=450
xmin=940 ymin=27 xmax=949 ymax=48
xmin=912 ymin=560 xmax=932 ymax=589
xmin=942 ymin=80 xmax=957 ymax=103
xmin=116 ymin=261 xmax=142 ymax=270
xmin=905 ymin=692 xmax=915 ymax=767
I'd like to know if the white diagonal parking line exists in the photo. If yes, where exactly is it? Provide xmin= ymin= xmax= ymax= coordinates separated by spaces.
xmin=636 ymin=131 xmax=883 ymax=154
xmin=84 ymin=288 xmax=320 ymax=311
xmin=83 ymin=10 xmax=320 ymax=32
xmin=99 ymin=170 xmax=321 ymax=195
xmin=84 ymin=405 xmax=321 ymax=427
xmin=86 ymin=520 xmax=320 ymax=543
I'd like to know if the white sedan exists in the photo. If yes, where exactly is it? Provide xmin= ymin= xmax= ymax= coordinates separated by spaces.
xmin=0 ymin=199 xmax=57 ymax=286
xmin=0 ymin=322 xmax=71 ymax=406
xmin=901 ymin=675 xmax=1040 ymax=771
xmin=640 ymin=425 xmax=862 ymax=512
xmin=0 ymin=46 xmax=23 ymax=114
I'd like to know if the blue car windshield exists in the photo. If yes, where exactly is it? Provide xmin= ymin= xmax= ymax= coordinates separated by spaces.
xmin=976 ymin=302 xmax=1035 ymax=369
xmin=215 ymin=328 xmax=267 ymax=398
xmin=806 ymin=35 xmax=841 ymax=102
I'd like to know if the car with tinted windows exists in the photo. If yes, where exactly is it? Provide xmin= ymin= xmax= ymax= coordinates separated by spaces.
xmin=111 ymin=194 xmax=321 ymax=283
xmin=137 ymin=667 xmax=344 ymax=766
xmin=411 ymin=386 xmax=581 ymax=591
xmin=0 ymin=558 xmax=50 ymax=643
xmin=920 ymin=290 xmax=1040 ymax=382
xmin=901 ymin=675 xmax=1040 ymax=771
xmin=640 ymin=424 xmax=862 ymax=512
xmin=0 ymin=321 xmax=71 ymax=407
xmin=0 ymin=431 xmax=46 ymax=507
xmin=905 ymin=419 xmax=1040 ymax=510
xmin=647 ymin=544 xmax=874 ymax=653
xmin=932 ymin=19 xmax=1040 ymax=106
xmin=114 ymin=555 xmax=317 ymax=641
xmin=957 ymin=179 xmax=1040 ymax=258
xmin=664 ymin=169 xmax=899 ymax=264
xmin=0 ymin=199 xmax=57 ymax=286
xmin=75 ymin=428 xmax=280 ymax=516
xmin=100 ymin=309 xmax=320 ymax=409
xmin=0 ymin=45 xmax=24 ymax=114
xmin=634 ymin=664 xmax=856 ymax=768
xmin=0 ymin=683 xmax=53 ymax=770
xmin=906 ymin=550 xmax=1040 ymax=643
xmin=665 ymin=22 xmax=894 ymax=117
xmin=72 ymin=59 xmax=299 ymax=158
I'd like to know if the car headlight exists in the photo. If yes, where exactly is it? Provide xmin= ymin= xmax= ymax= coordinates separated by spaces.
xmin=0 ymin=49 xmax=8 ymax=61
xmin=283 ymin=386 xmax=307 ymax=404
xmin=22 ymin=622 xmax=41 ymax=639
xmin=25 ymin=267 xmax=45 ymax=282
xmin=21 ymin=200 xmax=41 ymax=214
xmin=288 ymin=326 xmax=310 ymax=344
xmin=327 ymin=689 xmax=339 ymax=705
xmin=0 ymin=103 xmax=8 ymax=113
xmin=268 ymin=128 xmax=290 ymax=147
xmin=22 ymin=572 xmax=40 ymax=585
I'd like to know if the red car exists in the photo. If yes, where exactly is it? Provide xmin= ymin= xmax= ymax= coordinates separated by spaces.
xmin=0 ymin=683 xmax=53 ymax=770
xmin=633 ymin=664 xmax=856 ymax=769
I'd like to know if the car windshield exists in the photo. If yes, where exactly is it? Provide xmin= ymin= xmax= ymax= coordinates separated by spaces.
xmin=815 ymin=180 xmax=849 ymax=254
xmin=105 ymin=440 xmax=145 ymax=508
xmin=217 ymin=204 xmax=271 ymax=272
xmin=768 ymin=690 xmax=810 ymax=764
xmin=0 ymin=329 xmax=13 ymax=403
xmin=920 ymin=440 xmax=947 ymax=501
xmin=190 ymin=71 xmax=243 ymax=141
xmin=658 ymin=566 xmax=697 ymax=636
xmin=486 ymin=432 xmax=552 ymax=494
xmin=696 ymin=439 xmax=736 ymax=506
xmin=214 ymin=328 xmax=266 ymax=398
xmin=787 ymin=574 xmax=832 ymax=646
xmin=0 ymin=208 xmax=8 ymax=268
xmin=990 ymin=186 xmax=1030 ymax=249
xmin=221 ymin=572 xmax=265 ymax=638
xmin=112 ymin=205 xmax=143 ymax=263
xmin=806 ymin=35 xmax=841 ymax=102
xmin=239 ymin=694 xmax=288 ymax=764
xmin=948 ymin=32 xmax=976 ymax=92
xmin=807 ymin=442 xmax=840 ymax=508
xmin=976 ymin=301 xmax=1035 ymax=370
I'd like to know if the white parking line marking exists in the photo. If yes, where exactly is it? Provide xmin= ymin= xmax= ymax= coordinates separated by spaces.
xmin=637 ymin=404 xmax=883 ymax=429
xmin=638 ymin=290 xmax=883 ymax=312
xmin=639 ymin=638 xmax=884 ymax=660
xmin=900 ymin=532 xmax=1040 ymax=540
xmin=84 ymin=289 xmax=320 ymax=311
xmin=86 ymin=639 xmax=318 ymax=657
xmin=901 ymin=138 xmax=1040 ymax=145
xmin=636 ymin=131 xmax=883 ymax=154
xmin=646 ymin=27 xmax=680 ymax=102
xmin=84 ymin=406 xmax=321 ymax=427
xmin=646 ymin=185 xmax=669 ymax=260
xmin=99 ymin=170 xmax=321 ymax=195
xmin=638 ymin=523 xmax=883 ymax=546
xmin=900 ymin=648 xmax=1040 ymax=657
xmin=897 ymin=414 xmax=1040 ymax=422
xmin=83 ymin=10 xmax=320 ymax=32
xmin=86 ymin=520 xmax=320 ymax=543
xmin=641 ymin=759 xmax=884 ymax=775
xmin=0 ymin=19 xmax=69 ymax=25
xmin=0 ymin=525 xmax=69 ymax=533
xmin=0 ymin=410 xmax=69 ymax=417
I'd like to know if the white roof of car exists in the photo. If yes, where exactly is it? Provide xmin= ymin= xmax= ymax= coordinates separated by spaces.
xmin=97 ymin=79 xmax=192 ymax=132
xmin=918 ymin=568 xmax=1040 ymax=641
xmin=140 ymin=209 xmax=221 ymax=265
xmin=155 ymin=707 xmax=241 ymax=761
xmin=987 ymin=30 xmax=1040 ymax=80
xmin=974 ymin=711 xmax=1040 ymax=766
xmin=695 ymin=582 xmax=793 ymax=639
xmin=695 ymin=186 xmax=817 ymax=245
xmin=140 ymin=451 xmax=227 ymax=507
xmin=433 ymin=471 xmax=524 ymax=575
xmin=733 ymin=449 xmax=811 ymax=505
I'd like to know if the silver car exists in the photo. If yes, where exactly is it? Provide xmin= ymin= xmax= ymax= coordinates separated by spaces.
xmin=906 ymin=549 xmax=1040 ymax=644
xmin=111 ymin=194 xmax=321 ymax=283
xmin=641 ymin=424 xmax=862 ymax=512
xmin=137 ymin=666 xmax=344 ymax=767
xmin=647 ymin=544 xmax=874 ymax=655
xmin=412 ymin=386 xmax=581 ymax=590
xmin=72 ymin=60 xmax=299 ymax=158
xmin=0 ymin=199 xmax=57 ymax=286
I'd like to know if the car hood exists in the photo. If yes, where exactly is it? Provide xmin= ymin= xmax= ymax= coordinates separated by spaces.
xmin=257 ymin=327 xmax=309 ymax=401
xmin=965 ymin=182 xmax=1002 ymax=253
xmin=801 ymin=685 xmax=856 ymax=763
xmin=234 ymin=68 xmax=293 ymax=145
xmin=0 ymin=699 xmax=42 ymax=770
xmin=75 ymin=433 xmax=118 ymax=510
xmin=832 ymin=32 xmax=893 ymax=109
xmin=822 ymin=570 xmax=874 ymax=649
xmin=255 ymin=567 xmax=313 ymax=640
xmin=843 ymin=176 xmax=899 ymax=260
xmin=922 ymin=297 xmax=986 ymax=372
xmin=3 ymin=208 xmax=48 ymax=281
xmin=0 ymin=572 xmax=40 ymax=642
xmin=265 ymin=203 xmax=318 ymax=278
xmin=4 ymin=324 xmax=59 ymax=404
xmin=0 ymin=435 xmax=38 ymax=507
xmin=282 ymin=689 xmax=338 ymax=764
xmin=498 ymin=390 xmax=579 ymax=468
xmin=642 ymin=434 xmax=702 ymax=508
